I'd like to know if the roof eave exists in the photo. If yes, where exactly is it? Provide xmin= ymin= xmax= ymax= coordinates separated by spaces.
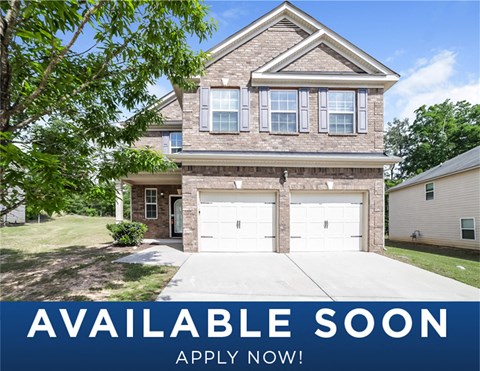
xmin=171 ymin=152 xmax=402 ymax=168
xmin=251 ymin=72 xmax=399 ymax=91
xmin=388 ymin=165 xmax=480 ymax=193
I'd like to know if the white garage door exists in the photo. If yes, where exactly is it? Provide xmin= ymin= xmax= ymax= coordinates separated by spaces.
xmin=199 ymin=192 xmax=276 ymax=252
xmin=290 ymin=193 xmax=363 ymax=252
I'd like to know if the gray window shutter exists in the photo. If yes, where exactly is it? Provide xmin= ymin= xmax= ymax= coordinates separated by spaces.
xmin=259 ymin=87 xmax=270 ymax=132
xmin=357 ymin=88 xmax=368 ymax=133
xmin=240 ymin=87 xmax=250 ymax=132
xmin=161 ymin=132 xmax=170 ymax=154
xmin=299 ymin=88 xmax=309 ymax=133
xmin=319 ymin=88 xmax=328 ymax=133
xmin=199 ymin=87 xmax=210 ymax=132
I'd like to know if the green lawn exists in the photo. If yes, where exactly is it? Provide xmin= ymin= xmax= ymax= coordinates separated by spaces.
xmin=385 ymin=244 xmax=480 ymax=288
xmin=0 ymin=215 xmax=177 ymax=301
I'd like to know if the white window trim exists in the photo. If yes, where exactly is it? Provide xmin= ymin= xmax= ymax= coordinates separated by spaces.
xmin=425 ymin=182 xmax=435 ymax=201
xmin=145 ymin=188 xmax=158 ymax=220
xmin=210 ymin=89 xmax=240 ymax=132
xmin=170 ymin=132 xmax=182 ymax=153
xmin=269 ymin=89 xmax=298 ymax=133
xmin=328 ymin=90 xmax=356 ymax=134
xmin=460 ymin=217 xmax=476 ymax=240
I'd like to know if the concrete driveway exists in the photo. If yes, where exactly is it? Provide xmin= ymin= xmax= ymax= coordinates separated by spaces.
xmin=157 ymin=252 xmax=480 ymax=301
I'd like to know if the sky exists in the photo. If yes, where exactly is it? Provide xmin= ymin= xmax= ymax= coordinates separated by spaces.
xmin=150 ymin=1 xmax=480 ymax=123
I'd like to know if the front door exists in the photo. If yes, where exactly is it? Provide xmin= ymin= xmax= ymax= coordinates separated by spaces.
xmin=170 ymin=196 xmax=182 ymax=238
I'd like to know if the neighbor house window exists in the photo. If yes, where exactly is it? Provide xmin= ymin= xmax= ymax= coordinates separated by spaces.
xmin=145 ymin=188 xmax=157 ymax=219
xmin=328 ymin=91 xmax=355 ymax=134
xmin=425 ymin=182 xmax=434 ymax=200
xmin=170 ymin=132 xmax=182 ymax=153
xmin=461 ymin=218 xmax=475 ymax=240
xmin=211 ymin=89 xmax=239 ymax=132
xmin=270 ymin=90 xmax=297 ymax=133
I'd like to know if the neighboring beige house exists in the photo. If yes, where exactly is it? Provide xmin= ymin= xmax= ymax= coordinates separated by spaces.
xmin=388 ymin=146 xmax=480 ymax=250
xmin=117 ymin=2 xmax=401 ymax=253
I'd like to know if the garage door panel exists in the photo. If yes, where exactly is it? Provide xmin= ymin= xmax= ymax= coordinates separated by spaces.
xmin=307 ymin=222 xmax=325 ymax=236
xmin=327 ymin=221 xmax=344 ymax=235
xmin=256 ymin=206 xmax=275 ymax=221
xmin=325 ymin=205 xmax=344 ymax=220
xmin=200 ymin=205 xmax=219 ymax=221
xmin=199 ymin=192 xmax=276 ymax=252
xmin=290 ymin=193 xmax=363 ymax=252
xmin=344 ymin=221 xmax=361 ymax=236
xmin=201 ymin=221 xmax=218 ymax=237
xmin=308 ymin=206 xmax=325 ymax=219
xmin=291 ymin=205 xmax=307 ymax=221
xmin=217 ymin=222 xmax=238 ymax=238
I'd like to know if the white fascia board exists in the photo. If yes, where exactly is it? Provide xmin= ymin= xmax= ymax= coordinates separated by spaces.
xmin=206 ymin=4 xmax=319 ymax=66
xmin=121 ymin=170 xmax=182 ymax=186
xmin=173 ymin=153 xmax=402 ymax=168
xmin=257 ymin=31 xmax=378 ymax=75
xmin=322 ymin=32 xmax=391 ymax=75
xmin=251 ymin=72 xmax=400 ymax=91
xmin=149 ymin=91 xmax=177 ymax=112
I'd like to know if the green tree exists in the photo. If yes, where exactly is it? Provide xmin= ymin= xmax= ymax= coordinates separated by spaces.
xmin=385 ymin=100 xmax=480 ymax=180
xmin=0 ymin=0 xmax=216 ymax=216
xmin=384 ymin=118 xmax=410 ymax=180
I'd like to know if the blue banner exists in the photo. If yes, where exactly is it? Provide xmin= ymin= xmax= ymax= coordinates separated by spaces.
xmin=1 ymin=302 xmax=479 ymax=371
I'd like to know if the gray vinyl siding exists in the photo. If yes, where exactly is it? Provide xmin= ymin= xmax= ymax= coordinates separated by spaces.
xmin=389 ymin=168 xmax=480 ymax=250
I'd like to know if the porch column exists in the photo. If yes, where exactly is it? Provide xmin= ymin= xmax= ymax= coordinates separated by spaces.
xmin=115 ymin=180 xmax=124 ymax=223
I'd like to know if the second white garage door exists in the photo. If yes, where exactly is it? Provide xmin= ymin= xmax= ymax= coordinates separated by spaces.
xmin=290 ymin=193 xmax=363 ymax=252
xmin=199 ymin=192 xmax=276 ymax=252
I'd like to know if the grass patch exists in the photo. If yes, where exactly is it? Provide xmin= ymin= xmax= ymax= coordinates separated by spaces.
xmin=385 ymin=243 xmax=480 ymax=288
xmin=108 ymin=264 xmax=177 ymax=301
xmin=0 ymin=215 xmax=114 ymax=253
xmin=0 ymin=215 xmax=178 ymax=301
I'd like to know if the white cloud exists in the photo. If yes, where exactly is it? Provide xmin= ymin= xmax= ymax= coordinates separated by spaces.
xmin=385 ymin=49 xmax=405 ymax=63
xmin=386 ymin=50 xmax=480 ymax=122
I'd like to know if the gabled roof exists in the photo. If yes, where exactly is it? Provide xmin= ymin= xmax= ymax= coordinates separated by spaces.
xmin=168 ymin=1 xmax=399 ymax=104
xmin=389 ymin=146 xmax=480 ymax=192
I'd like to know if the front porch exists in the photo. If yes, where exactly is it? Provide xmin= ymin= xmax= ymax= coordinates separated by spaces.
xmin=115 ymin=171 xmax=183 ymax=240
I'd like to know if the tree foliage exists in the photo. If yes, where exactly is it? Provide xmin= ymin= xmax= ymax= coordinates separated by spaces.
xmin=0 ymin=0 xmax=216 ymax=216
xmin=385 ymin=100 xmax=480 ymax=180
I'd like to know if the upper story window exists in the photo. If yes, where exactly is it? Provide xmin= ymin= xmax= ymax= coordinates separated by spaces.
xmin=270 ymin=90 xmax=298 ymax=133
xmin=328 ymin=91 xmax=355 ymax=134
xmin=461 ymin=218 xmax=475 ymax=240
xmin=145 ymin=188 xmax=157 ymax=219
xmin=170 ymin=132 xmax=182 ymax=153
xmin=211 ymin=89 xmax=239 ymax=132
xmin=425 ymin=182 xmax=434 ymax=200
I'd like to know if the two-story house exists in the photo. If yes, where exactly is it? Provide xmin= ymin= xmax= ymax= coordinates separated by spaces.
xmin=117 ymin=2 xmax=401 ymax=253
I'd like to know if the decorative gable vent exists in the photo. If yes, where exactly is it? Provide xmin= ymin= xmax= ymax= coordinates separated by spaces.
xmin=271 ymin=18 xmax=300 ymax=30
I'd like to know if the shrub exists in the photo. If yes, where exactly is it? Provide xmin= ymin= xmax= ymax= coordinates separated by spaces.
xmin=106 ymin=221 xmax=148 ymax=247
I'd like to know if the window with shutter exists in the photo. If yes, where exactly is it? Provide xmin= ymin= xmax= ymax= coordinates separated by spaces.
xmin=270 ymin=90 xmax=298 ymax=133
xmin=318 ymin=88 xmax=369 ymax=134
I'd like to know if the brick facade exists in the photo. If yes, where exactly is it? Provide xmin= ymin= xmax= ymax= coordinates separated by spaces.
xmin=127 ymin=15 xmax=394 ymax=253
xmin=182 ymin=165 xmax=384 ymax=253
xmin=183 ymin=87 xmax=384 ymax=153
xmin=131 ymin=184 xmax=182 ymax=239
